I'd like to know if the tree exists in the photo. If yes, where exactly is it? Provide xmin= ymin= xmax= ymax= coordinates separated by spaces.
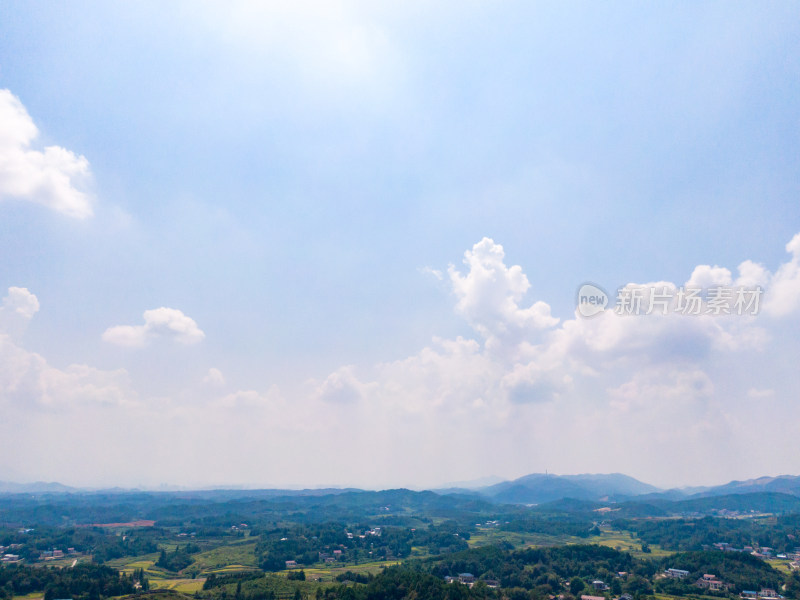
xmin=570 ymin=578 xmax=585 ymax=595
xmin=787 ymin=573 xmax=800 ymax=600
xmin=611 ymin=579 xmax=622 ymax=596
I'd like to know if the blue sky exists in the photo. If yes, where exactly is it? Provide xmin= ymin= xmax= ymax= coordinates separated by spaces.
xmin=1 ymin=2 xmax=799 ymax=490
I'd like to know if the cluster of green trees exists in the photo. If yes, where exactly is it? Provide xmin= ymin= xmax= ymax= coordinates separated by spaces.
xmin=0 ymin=526 xmax=160 ymax=563
xmin=618 ymin=515 xmax=800 ymax=552
xmin=500 ymin=516 xmax=595 ymax=538
xmin=422 ymin=544 xmax=653 ymax=597
xmin=255 ymin=522 xmax=471 ymax=572
xmin=334 ymin=572 xmax=372 ymax=584
xmin=131 ymin=568 xmax=149 ymax=591
xmin=203 ymin=572 xmax=265 ymax=590
xmin=0 ymin=564 xmax=136 ymax=600
xmin=654 ymin=551 xmax=784 ymax=595
xmin=155 ymin=544 xmax=200 ymax=572
xmin=319 ymin=565 xmax=496 ymax=600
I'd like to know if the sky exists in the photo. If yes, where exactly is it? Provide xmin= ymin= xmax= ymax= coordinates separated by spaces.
xmin=0 ymin=1 xmax=799 ymax=491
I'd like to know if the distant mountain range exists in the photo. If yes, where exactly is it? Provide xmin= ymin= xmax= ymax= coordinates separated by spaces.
xmin=0 ymin=481 xmax=76 ymax=494
xmin=4 ymin=473 xmax=800 ymax=507
xmin=475 ymin=472 xmax=661 ymax=504
xmin=692 ymin=475 xmax=800 ymax=498
xmin=440 ymin=473 xmax=800 ymax=505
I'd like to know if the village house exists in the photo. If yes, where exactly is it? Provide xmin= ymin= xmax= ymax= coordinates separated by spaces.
xmin=695 ymin=574 xmax=728 ymax=592
xmin=665 ymin=569 xmax=689 ymax=579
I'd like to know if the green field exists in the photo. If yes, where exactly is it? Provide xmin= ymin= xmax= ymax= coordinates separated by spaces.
xmin=151 ymin=579 xmax=207 ymax=593
xmin=469 ymin=526 xmax=672 ymax=559
xmin=188 ymin=541 xmax=259 ymax=573
xmin=106 ymin=553 xmax=162 ymax=576
xmin=284 ymin=559 xmax=401 ymax=583
xmin=767 ymin=558 xmax=796 ymax=574
xmin=586 ymin=528 xmax=672 ymax=558
xmin=239 ymin=574 xmax=342 ymax=598
xmin=469 ymin=528 xmax=581 ymax=548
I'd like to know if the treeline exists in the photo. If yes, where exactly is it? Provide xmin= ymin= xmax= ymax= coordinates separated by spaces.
xmin=0 ymin=564 xmax=135 ymax=600
xmin=319 ymin=565 xmax=497 ymax=600
xmin=203 ymin=572 xmax=265 ymax=590
xmin=0 ymin=526 xmax=160 ymax=563
xmin=0 ymin=489 xmax=500 ymax=530
xmin=655 ymin=551 xmax=784 ymax=595
xmin=424 ymin=544 xmax=654 ymax=597
xmin=618 ymin=515 xmax=800 ymax=552
xmin=255 ymin=522 xmax=472 ymax=571
xmin=500 ymin=515 xmax=595 ymax=538
xmin=234 ymin=567 xmax=498 ymax=600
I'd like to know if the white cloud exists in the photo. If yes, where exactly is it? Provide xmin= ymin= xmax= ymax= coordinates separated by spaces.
xmin=419 ymin=266 xmax=443 ymax=281
xmin=448 ymin=237 xmax=559 ymax=352
xmin=213 ymin=386 xmax=282 ymax=409
xmin=2 ymin=287 xmax=40 ymax=320
xmin=314 ymin=365 xmax=370 ymax=404
xmin=0 ymin=292 xmax=136 ymax=410
xmin=0 ymin=287 xmax=40 ymax=338
xmin=608 ymin=368 xmax=714 ymax=412
xmin=102 ymin=307 xmax=205 ymax=347
xmin=686 ymin=264 xmax=733 ymax=289
xmin=203 ymin=367 xmax=225 ymax=386
xmin=734 ymin=260 xmax=770 ymax=288
xmin=0 ymin=333 xmax=136 ymax=409
xmin=0 ymin=89 xmax=92 ymax=219
xmin=763 ymin=232 xmax=800 ymax=317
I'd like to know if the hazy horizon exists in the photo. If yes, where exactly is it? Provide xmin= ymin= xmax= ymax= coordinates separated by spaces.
xmin=2 ymin=470 xmax=796 ymax=494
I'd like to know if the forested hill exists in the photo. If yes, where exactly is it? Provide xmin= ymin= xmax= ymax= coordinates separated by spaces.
xmin=4 ymin=488 xmax=800 ymax=529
